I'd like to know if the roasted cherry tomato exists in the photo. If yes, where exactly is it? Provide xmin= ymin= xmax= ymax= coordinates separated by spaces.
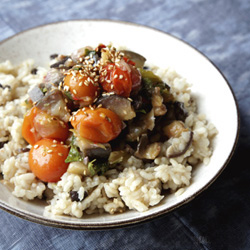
xmin=22 ymin=106 xmax=42 ymax=145
xmin=64 ymin=70 xmax=99 ymax=105
xmin=29 ymin=139 xmax=69 ymax=182
xmin=99 ymin=62 xmax=132 ymax=97
xmin=22 ymin=106 xmax=69 ymax=145
xmin=71 ymin=107 xmax=122 ymax=143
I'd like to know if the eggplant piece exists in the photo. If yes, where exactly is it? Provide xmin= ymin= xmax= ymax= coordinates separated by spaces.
xmin=36 ymin=89 xmax=70 ymax=122
xmin=71 ymin=46 xmax=93 ymax=62
xmin=96 ymin=95 xmax=136 ymax=121
xmin=120 ymin=50 xmax=146 ymax=68
xmin=44 ymin=68 xmax=64 ymax=86
xmin=85 ymin=144 xmax=111 ymax=160
xmin=28 ymin=86 xmax=45 ymax=103
xmin=166 ymin=131 xmax=193 ymax=158
xmin=126 ymin=109 xmax=155 ymax=141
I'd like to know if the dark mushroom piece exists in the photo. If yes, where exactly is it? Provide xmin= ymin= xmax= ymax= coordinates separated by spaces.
xmin=50 ymin=56 xmax=71 ymax=70
xmin=0 ymin=141 xmax=8 ymax=149
xmin=126 ymin=109 xmax=155 ymax=142
xmin=96 ymin=95 xmax=136 ymax=121
xmin=166 ymin=131 xmax=193 ymax=158
xmin=0 ymin=83 xmax=11 ymax=89
xmin=120 ymin=50 xmax=146 ymax=68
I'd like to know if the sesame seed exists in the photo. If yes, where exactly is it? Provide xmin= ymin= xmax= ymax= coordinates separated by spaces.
xmin=51 ymin=144 xmax=57 ymax=148
xmin=127 ymin=97 xmax=133 ymax=102
xmin=60 ymin=141 xmax=64 ymax=145
xmin=53 ymin=140 xmax=58 ymax=144
xmin=34 ymin=144 xmax=39 ymax=149
xmin=73 ymin=89 xmax=77 ymax=94
xmin=58 ymin=153 xmax=63 ymax=156
xmin=100 ymin=113 xmax=106 ymax=118
xmin=47 ymin=150 xmax=53 ymax=153
xmin=119 ymin=75 xmax=124 ymax=79
xmin=114 ymin=74 xmax=118 ymax=79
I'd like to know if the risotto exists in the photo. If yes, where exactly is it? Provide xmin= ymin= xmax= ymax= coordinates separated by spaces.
xmin=0 ymin=45 xmax=217 ymax=218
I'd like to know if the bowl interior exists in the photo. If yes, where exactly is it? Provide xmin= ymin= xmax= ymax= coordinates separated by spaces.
xmin=0 ymin=20 xmax=239 ymax=229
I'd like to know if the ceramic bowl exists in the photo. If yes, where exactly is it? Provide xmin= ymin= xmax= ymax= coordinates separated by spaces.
xmin=0 ymin=20 xmax=239 ymax=229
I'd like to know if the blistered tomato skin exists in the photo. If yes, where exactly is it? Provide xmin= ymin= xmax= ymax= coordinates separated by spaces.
xmin=22 ymin=106 xmax=42 ymax=145
xmin=29 ymin=139 xmax=69 ymax=182
xmin=22 ymin=106 xmax=69 ymax=145
xmin=71 ymin=107 xmax=122 ymax=143
xmin=99 ymin=62 xmax=132 ymax=97
xmin=64 ymin=71 xmax=99 ymax=105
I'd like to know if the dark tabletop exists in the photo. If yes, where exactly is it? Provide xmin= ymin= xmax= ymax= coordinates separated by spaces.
xmin=0 ymin=0 xmax=249 ymax=249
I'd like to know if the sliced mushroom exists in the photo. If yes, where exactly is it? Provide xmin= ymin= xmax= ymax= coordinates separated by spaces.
xmin=120 ymin=50 xmax=146 ymax=68
xmin=135 ymin=134 xmax=161 ymax=160
xmin=96 ymin=95 xmax=136 ymax=121
xmin=75 ymin=133 xmax=111 ymax=160
xmin=163 ymin=120 xmax=189 ymax=138
xmin=166 ymin=131 xmax=193 ymax=158
xmin=36 ymin=89 xmax=70 ymax=122
xmin=50 ymin=56 xmax=71 ymax=69
xmin=126 ymin=109 xmax=155 ymax=141
xmin=165 ymin=102 xmax=188 ymax=123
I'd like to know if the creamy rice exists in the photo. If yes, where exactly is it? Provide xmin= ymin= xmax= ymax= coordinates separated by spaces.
xmin=0 ymin=55 xmax=217 ymax=218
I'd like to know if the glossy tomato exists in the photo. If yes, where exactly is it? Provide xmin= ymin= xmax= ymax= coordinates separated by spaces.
xmin=71 ymin=107 xmax=122 ymax=143
xmin=22 ymin=106 xmax=69 ymax=145
xmin=64 ymin=70 xmax=99 ymax=105
xmin=99 ymin=61 xmax=132 ymax=97
xmin=29 ymin=139 xmax=69 ymax=182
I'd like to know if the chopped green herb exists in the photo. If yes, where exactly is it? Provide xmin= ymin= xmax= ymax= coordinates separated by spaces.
xmin=64 ymin=91 xmax=73 ymax=100
xmin=88 ymin=159 xmax=110 ymax=176
xmin=140 ymin=69 xmax=171 ymax=99
xmin=136 ymin=109 xmax=147 ymax=114
xmin=65 ymin=136 xmax=83 ymax=163
xmin=85 ymin=49 xmax=96 ymax=57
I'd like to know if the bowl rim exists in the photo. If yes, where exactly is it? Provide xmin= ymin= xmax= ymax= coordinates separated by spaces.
xmin=0 ymin=19 xmax=240 ymax=230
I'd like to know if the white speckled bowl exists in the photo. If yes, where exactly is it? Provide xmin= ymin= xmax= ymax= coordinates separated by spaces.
xmin=0 ymin=20 xmax=239 ymax=229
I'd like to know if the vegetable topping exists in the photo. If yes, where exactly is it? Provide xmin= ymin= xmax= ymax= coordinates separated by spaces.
xmin=21 ymin=43 xmax=191 ymax=183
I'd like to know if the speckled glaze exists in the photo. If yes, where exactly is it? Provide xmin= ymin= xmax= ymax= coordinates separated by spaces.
xmin=0 ymin=20 xmax=239 ymax=229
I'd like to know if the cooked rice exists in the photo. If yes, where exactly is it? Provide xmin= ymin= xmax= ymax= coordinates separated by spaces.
xmin=0 ymin=58 xmax=217 ymax=218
